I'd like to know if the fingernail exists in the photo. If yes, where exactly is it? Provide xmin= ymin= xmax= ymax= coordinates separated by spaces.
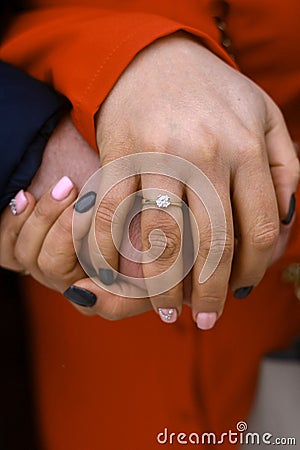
xmin=51 ymin=176 xmax=74 ymax=201
xmin=234 ymin=285 xmax=253 ymax=299
xmin=158 ymin=308 xmax=177 ymax=324
xmin=99 ymin=269 xmax=114 ymax=285
xmin=64 ymin=285 xmax=97 ymax=307
xmin=196 ymin=312 xmax=217 ymax=330
xmin=281 ymin=194 xmax=296 ymax=225
xmin=9 ymin=190 xmax=28 ymax=215
xmin=74 ymin=191 xmax=97 ymax=213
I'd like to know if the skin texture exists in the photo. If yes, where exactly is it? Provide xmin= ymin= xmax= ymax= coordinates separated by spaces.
xmin=0 ymin=116 xmax=154 ymax=319
xmin=28 ymin=116 xmax=100 ymax=198
xmin=0 ymin=34 xmax=299 ymax=327
xmin=92 ymin=33 xmax=299 ymax=323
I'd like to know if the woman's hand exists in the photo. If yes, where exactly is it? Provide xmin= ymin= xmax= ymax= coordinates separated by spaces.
xmin=0 ymin=178 xmax=82 ymax=292
xmin=0 ymin=181 xmax=154 ymax=320
xmin=0 ymin=180 xmax=194 ymax=323
xmin=92 ymin=32 xmax=299 ymax=329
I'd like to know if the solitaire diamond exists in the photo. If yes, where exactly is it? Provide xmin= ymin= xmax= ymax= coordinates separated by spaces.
xmin=156 ymin=194 xmax=171 ymax=208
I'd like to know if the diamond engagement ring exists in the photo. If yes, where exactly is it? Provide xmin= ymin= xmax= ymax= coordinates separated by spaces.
xmin=141 ymin=194 xmax=182 ymax=208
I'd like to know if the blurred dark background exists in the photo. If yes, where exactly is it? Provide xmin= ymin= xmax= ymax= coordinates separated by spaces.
xmin=1 ymin=0 xmax=40 ymax=446
xmin=0 ymin=268 xmax=40 ymax=450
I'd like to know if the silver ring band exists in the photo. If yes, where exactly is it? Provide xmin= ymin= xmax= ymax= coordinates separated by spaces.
xmin=142 ymin=194 xmax=182 ymax=209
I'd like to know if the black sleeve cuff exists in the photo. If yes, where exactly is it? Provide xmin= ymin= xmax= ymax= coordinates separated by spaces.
xmin=0 ymin=60 xmax=71 ymax=213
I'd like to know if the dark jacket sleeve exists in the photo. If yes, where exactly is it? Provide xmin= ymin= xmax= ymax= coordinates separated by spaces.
xmin=0 ymin=61 xmax=70 ymax=213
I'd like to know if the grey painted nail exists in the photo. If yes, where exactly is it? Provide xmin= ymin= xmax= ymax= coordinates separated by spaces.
xmin=64 ymin=285 xmax=97 ymax=307
xmin=99 ymin=269 xmax=114 ymax=285
xmin=281 ymin=194 xmax=296 ymax=225
xmin=233 ymin=286 xmax=253 ymax=299
xmin=74 ymin=191 xmax=97 ymax=213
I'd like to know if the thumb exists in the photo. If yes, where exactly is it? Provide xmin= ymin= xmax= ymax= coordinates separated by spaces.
xmin=64 ymin=277 xmax=151 ymax=320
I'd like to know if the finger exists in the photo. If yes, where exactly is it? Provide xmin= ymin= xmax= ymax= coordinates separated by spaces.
xmin=63 ymin=277 xmax=152 ymax=319
xmin=270 ymin=220 xmax=294 ymax=265
xmin=264 ymin=94 xmax=300 ymax=224
xmin=141 ymin=174 xmax=184 ymax=323
xmin=89 ymin=172 xmax=138 ymax=286
xmin=73 ymin=190 xmax=97 ymax=239
xmin=14 ymin=176 xmax=77 ymax=272
xmin=37 ymin=205 xmax=87 ymax=292
xmin=187 ymin=182 xmax=234 ymax=330
xmin=230 ymin=147 xmax=279 ymax=295
xmin=118 ymin=206 xmax=145 ymax=289
xmin=0 ymin=190 xmax=35 ymax=271
xmin=72 ymin=190 xmax=98 ymax=271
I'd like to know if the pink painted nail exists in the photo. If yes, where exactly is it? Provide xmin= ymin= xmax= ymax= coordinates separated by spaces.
xmin=51 ymin=176 xmax=74 ymax=201
xmin=196 ymin=312 xmax=217 ymax=330
xmin=158 ymin=308 xmax=177 ymax=324
xmin=9 ymin=190 xmax=28 ymax=215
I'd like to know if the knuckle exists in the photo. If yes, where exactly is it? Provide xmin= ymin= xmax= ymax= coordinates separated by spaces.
xmin=251 ymin=220 xmax=279 ymax=250
xmin=37 ymin=251 xmax=57 ymax=276
xmin=200 ymin=295 xmax=224 ymax=308
xmin=196 ymin=130 xmax=220 ymax=163
xmin=37 ymin=250 xmax=62 ymax=278
xmin=14 ymin=246 xmax=28 ymax=266
xmin=199 ymin=227 xmax=233 ymax=264
xmin=269 ymin=100 xmax=284 ymax=122
xmin=56 ymin=210 xmax=73 ymax=236
xmin=217 ymin=235 xmax=234 ymax=264
xmin=200 ymin=129 xmax=219 ymax=150
xmin=142 ymin=124 xmax=219 ymax=163
xmin=95 ymin=197 xmax=121 ymax=231
xmin=159 ymin=135 xmax=186 ymax=155
xmin=240 ymin=132 xmax=264 ymax=159
xmin=38 ymin=248 xmax=75 ymax=278
xmin=33 ymin=202 xmax=53 ymax=224
xmin=145 ymin=222 xmax=180 ymax=262
xmin=140 ymin=134 xmax=182 ymax=158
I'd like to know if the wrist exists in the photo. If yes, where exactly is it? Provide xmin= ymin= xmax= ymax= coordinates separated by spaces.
xmin=0 ymin=61 xmax=70 ymax=213
xmin=28 ymin=116 xmax=100 ymax=199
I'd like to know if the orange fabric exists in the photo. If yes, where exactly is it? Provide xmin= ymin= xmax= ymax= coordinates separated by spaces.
xmin=0 ymin=3 xmax=236 ymax=150
xmin=1 ymin=1 xmax=300 ymax=449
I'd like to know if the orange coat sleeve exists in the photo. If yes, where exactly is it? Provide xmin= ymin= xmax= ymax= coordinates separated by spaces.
xmin=0 ymin=5 xmax=237 ymax=150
